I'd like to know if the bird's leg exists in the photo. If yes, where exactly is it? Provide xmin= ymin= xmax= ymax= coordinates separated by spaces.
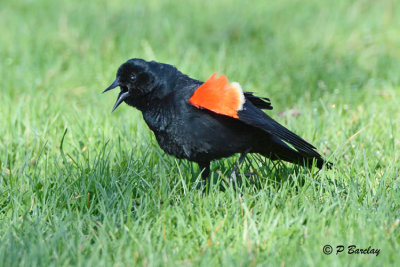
xmin=229 ymin=149 xmax=251 ymax=188
xmin=198 ymin=162 xmax=210 ymax=191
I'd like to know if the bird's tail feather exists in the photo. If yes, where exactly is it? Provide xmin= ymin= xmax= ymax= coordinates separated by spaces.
xmin=259 ymin=135 xmax=329 ymax=169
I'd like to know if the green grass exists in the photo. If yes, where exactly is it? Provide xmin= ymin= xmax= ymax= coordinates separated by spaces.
xmin=1 ymin=0 xmax=399 ymax=266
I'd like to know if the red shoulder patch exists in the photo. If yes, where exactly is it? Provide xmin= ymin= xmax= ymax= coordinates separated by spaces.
xmin=188 ymin=73 xmax=245 ymax=118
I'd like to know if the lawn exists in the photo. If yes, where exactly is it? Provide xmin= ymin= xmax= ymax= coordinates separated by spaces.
xmin=0 ymin=0 xmax=399 ymax=266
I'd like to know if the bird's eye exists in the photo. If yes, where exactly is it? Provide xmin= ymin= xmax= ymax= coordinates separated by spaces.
xmin=130 ymin=74 xmax=136 ymax=81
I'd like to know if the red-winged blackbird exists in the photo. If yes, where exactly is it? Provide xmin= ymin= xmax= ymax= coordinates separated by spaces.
xmin=104 ymin=59 xmax=330 ymax=182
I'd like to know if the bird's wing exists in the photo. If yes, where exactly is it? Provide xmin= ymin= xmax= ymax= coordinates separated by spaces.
xmin=243 ymin=92 xmax=273 ymax=110
xmin=237 ymin=101 xmax=321 ymax=158
xmin=188 ymin=73 xmax=321 ymax=158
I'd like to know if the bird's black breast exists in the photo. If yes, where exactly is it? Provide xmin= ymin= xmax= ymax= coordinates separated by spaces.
xmin=141 ymin=85 xmax=202 ymax=160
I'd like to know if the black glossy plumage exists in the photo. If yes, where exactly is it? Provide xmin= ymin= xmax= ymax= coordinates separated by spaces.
xmin=104 ymin=58 xmax=330 ymax=181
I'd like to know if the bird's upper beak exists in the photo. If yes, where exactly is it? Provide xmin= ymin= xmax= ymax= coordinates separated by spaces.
xmin=103 ymin=77 xmax=120 ymax=93
xmin=103 ymin=77 xmax=131 ymax=112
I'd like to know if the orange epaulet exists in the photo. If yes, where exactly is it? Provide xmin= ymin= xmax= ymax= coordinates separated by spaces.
xmin=189 ymin=73 xmax=245 ymax=118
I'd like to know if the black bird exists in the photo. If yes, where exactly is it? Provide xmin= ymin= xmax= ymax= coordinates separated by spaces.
xmin=104 ymin=59 xmax=330 ymax=183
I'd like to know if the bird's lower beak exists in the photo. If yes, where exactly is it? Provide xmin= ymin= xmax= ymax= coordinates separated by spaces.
xmin=112 ymin=91 xmax=130 ymax=112
xmin=103 ymin=77 xmax=120 ymax=93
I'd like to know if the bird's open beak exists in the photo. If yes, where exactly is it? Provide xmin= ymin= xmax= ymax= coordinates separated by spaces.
xmin=103 ymin=77 xmax=120 ymax=93
xmin=103 ymin=77 xmax=130 ymax=112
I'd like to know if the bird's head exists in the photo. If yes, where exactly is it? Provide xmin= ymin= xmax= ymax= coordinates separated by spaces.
xmin=103 ymin=58 xmax=164 ymax=112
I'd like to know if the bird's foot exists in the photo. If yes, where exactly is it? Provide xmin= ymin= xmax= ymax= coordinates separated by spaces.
xmin=201 ymin=179 xmax=208 ymax=194
xmin=243 ymin=172 xmax=257 ymax=178
xmin=229 ymin=171 xmax=259 ymax=190
xmin=195 ymin=179 xmax=208 ymax=193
